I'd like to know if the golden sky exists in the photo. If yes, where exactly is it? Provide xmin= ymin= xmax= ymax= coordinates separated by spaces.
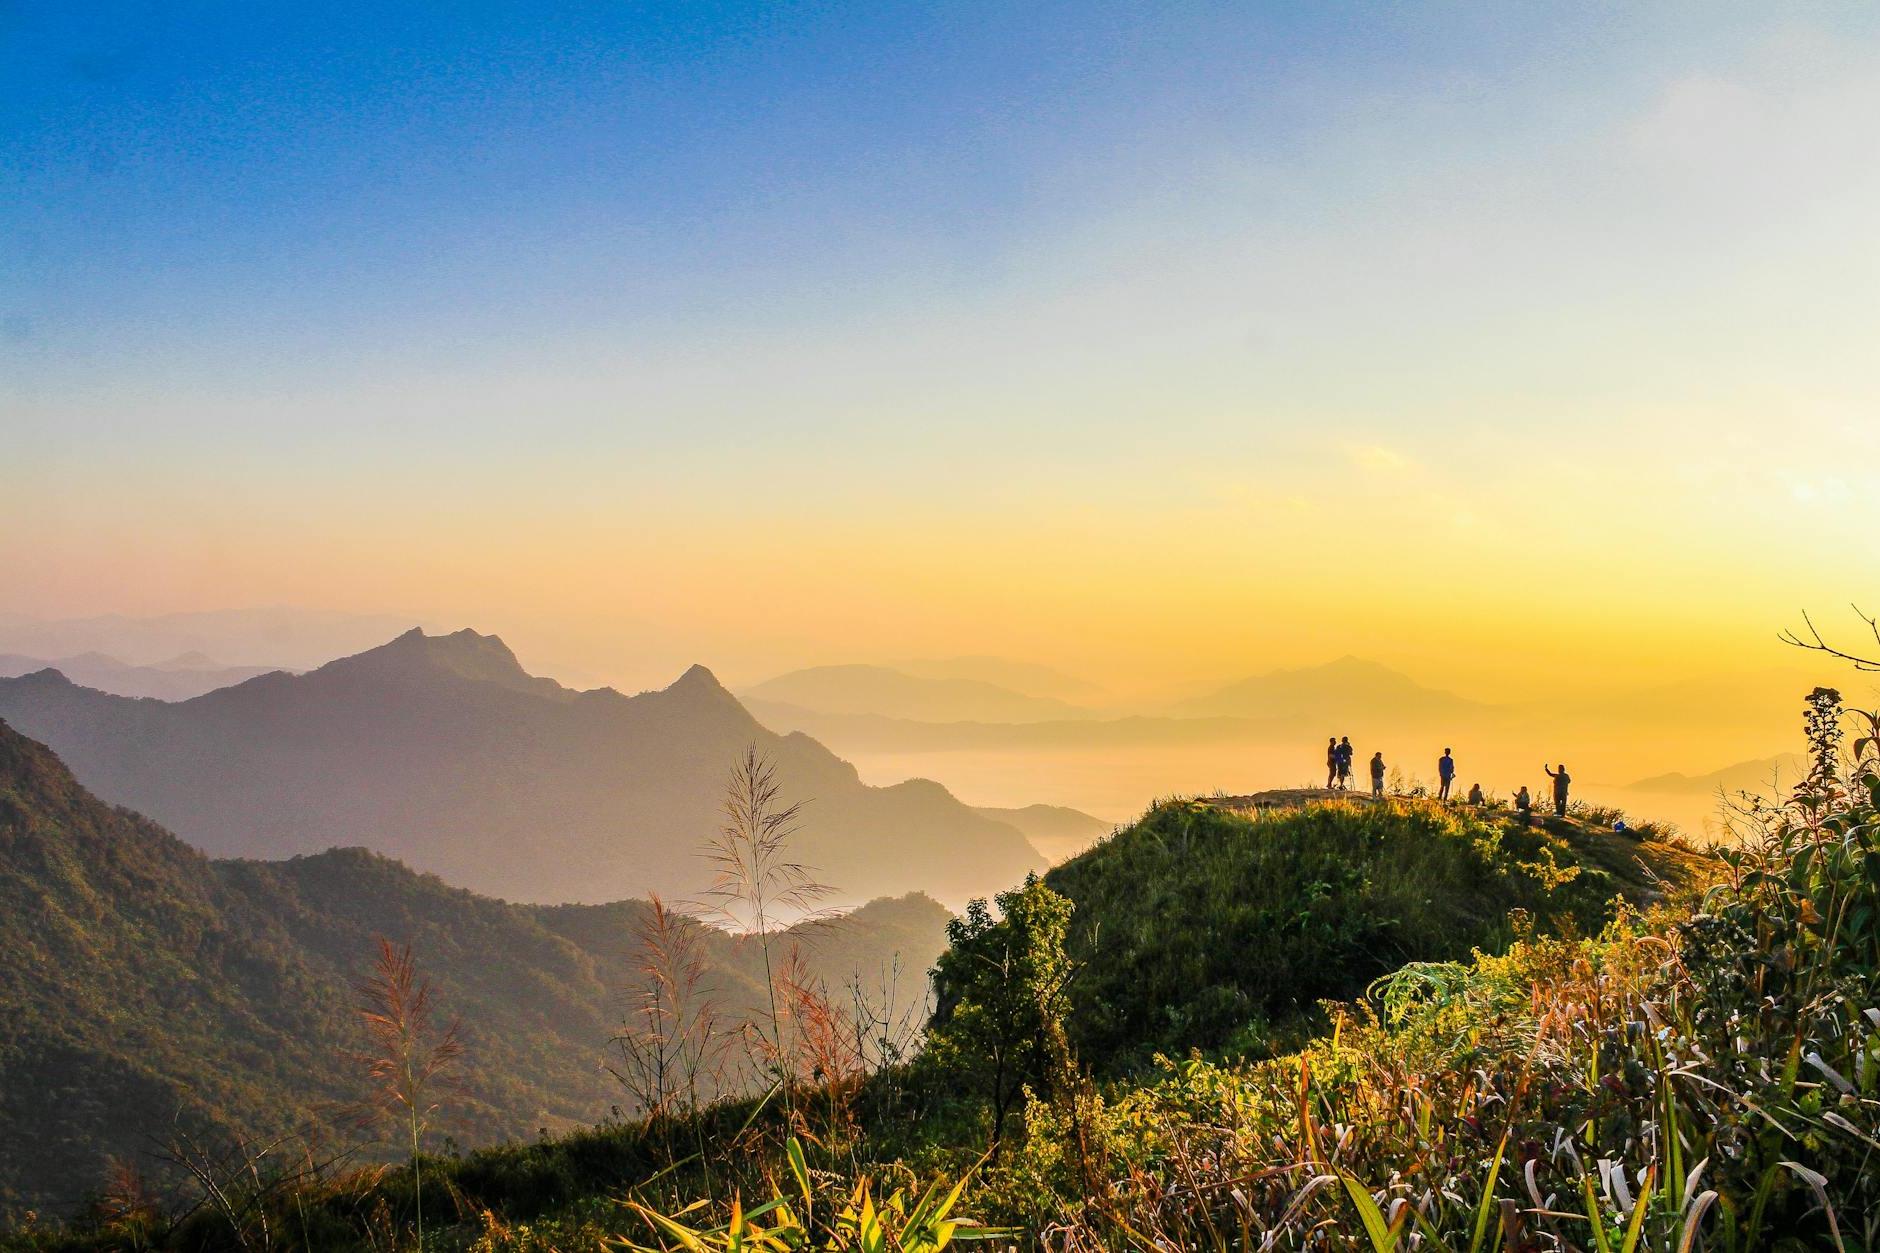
xmin=4 ymin=6 xmax=1878 ymax=804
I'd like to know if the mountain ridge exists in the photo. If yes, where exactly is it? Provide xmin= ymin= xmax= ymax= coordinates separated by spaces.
xmin=0 ymin=717 xmax=953 ymax=1216
xmin=1175 ymin=655 xmax=1489 ymax=720
xmin=0 ymin=651 xmax=284 ymax=702
xmin=0 ymin=630 xmax=1044 ymax=908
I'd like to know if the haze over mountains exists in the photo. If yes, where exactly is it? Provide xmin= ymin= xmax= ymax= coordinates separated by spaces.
xmin=970 ymin=803 xmax=1117 ymax=863
xmin=0 ymin=606 xmax=1833 ymax=848
xmin=743 ymin=664 xmax=1097 ymax=724
xmin=894 ymin=656 xmax=1102 ymax=703
xmin=0 ymin=652 xmax=282 ymax=702
xmin=745 ymin=656 xmax=1490 ymax=741
xmin=0 ymin=718 xmax=950 ymax=1214
xmin=0 ymin=608 xmax=420 ymax=670
xmin=736 ymin=652 xmax=1821 ymax=838
xmin=1628 ymin=753 xmax=1809 ymax=795
xmin=1172 ymin=656 xmax=1492 ymax=723
xmin=0 ymin=628 xmax=1045 ymax=908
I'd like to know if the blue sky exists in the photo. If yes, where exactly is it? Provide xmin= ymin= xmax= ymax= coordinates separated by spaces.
xmin=3 ymin=2 xmax=1879 ymax=698
xmin=2 ymin=2 xmax=1766 ymax=387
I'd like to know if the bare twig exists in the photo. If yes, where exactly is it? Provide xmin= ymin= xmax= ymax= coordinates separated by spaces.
xmin=1780 ymin=605 xmax=1880 ymax=672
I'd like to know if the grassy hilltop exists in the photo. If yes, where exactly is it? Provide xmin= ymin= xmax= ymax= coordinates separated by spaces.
xmin=1046 ymin=795 xmax=1703 ymax=1072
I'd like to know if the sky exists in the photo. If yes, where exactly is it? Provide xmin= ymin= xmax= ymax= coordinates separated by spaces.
xmin=4 ymin=1 xmax=1879 ymax=707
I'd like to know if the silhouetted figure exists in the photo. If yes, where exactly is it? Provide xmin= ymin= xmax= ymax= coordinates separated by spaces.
xmin=1336 ymin=736 xmax=1354 ymax=789
xmin=1369 ymin=751 xmax=1386 ymax=797
xmin=1544 ymin=763 xmax=1571 ymax=818
xmin=1514 ymin=785 xmax=1533 ymax=826
xmin=1437 ymin=748 xmax=1456 ymax=801
xmin=1325 ymin=737 xmax=1339 ymax=789
xmin=1467 ymin=782 xmax=1484 ymax=807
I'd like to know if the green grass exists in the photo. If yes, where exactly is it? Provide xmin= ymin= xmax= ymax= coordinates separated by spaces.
xmin=1044 ymin=796 xmax=1703 ymax=1072
xmin=0 ymin=789 xmax=1720 ymax=1252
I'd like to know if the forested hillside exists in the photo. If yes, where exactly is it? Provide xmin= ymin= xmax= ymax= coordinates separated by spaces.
xmin=0 ymin=720 xmax=948 ymax=1217
xmin=1043 ymin=795 xmax=1706 ymax=1070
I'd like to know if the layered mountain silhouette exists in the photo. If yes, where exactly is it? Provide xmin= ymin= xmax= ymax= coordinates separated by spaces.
xmin=971 ymin=803 xmax=1116 ymax=863
xmin=0 ymin=652 xmax=282 ymax=701
xmin=747 ymin=656 xmax=1486 ymax=756
xmin=743 ymin=663 xmax=1094 ymax=724
xmin=1175 ymin=655 xmax=1488 ymax=722
xmin=895 ymin=656 xmax=1101 ymax=702
xmin=0 ymin=607 xmax=420 ymax=670
xmin=0 ymin=717 xmax=950 ymax=1215
xmin=1626 ymin=752 xmax=1807 ymax=795
xmin=0 ymin=629 xmax=1043 ymax=907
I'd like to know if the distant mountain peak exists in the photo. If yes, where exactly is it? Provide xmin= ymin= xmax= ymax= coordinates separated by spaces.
xmin=156 ymin=650 xmax=221 ymax=670
xmin=672 ymin=662 xmax=722 ymax=686
xmin=665 ymin=663 xmax=739 ymax=703
xmin=382 ymin=626 xmax=519 ymax=666
xmin=313 ymin=627 xmax=567 ymax=698
xmin=1177 ymin=653 xmax=1481 ymax=720
xmin=10 ymin=667 xmax=76 ymax=688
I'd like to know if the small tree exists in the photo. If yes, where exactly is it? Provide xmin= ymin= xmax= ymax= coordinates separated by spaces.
xmin=355 ymin=937 xmax=463 ymax=1248
xmin=924 ymin=874 xmax=1075 ymax=1150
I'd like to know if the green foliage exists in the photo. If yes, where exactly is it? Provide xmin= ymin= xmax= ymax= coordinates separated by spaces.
xmin=922 ymin=876 xmax=1075 ymax=1148
xmin=1041 ymin=796 xmax=1700 ymax=1072
xmin=17 ymin=710 xmax=1837 ymax=1252
xmin=616 ymin=1137 xmax=1006 ymax=1252
xmin=974 ymin=739 xmax=1880 ymax=1249
xmin=0 ymin=719 xmax=951 ymax=1221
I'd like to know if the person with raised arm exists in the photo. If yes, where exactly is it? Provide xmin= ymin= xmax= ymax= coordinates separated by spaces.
xmin=1543 ymin=763 xmax=1571 ymax=818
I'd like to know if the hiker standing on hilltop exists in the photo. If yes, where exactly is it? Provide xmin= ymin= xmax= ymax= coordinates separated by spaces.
xmin=1325 ymin=737 xmax=1340 ymax=789
xmin=1544 ymin=763 xmax=1571 ymax=818
xmin=1369 ymin=751 xmax=1386 ymax=798
xmin=1437 ymin=748 xmax=1456 ymax=801
xmin=1336 ymin=736 xmax=1354 ymax=790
